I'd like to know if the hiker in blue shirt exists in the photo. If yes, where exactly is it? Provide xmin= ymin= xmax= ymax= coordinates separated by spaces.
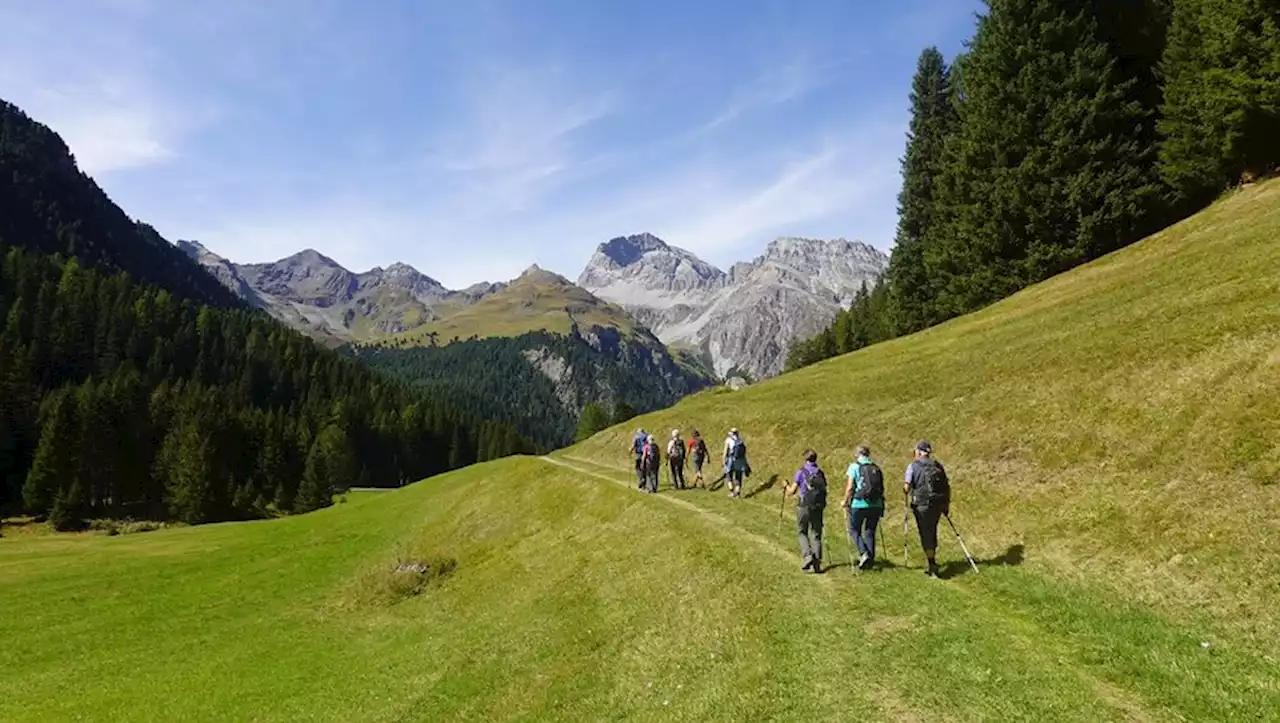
xmin=843 ymin=444 xmax=885 ymax=570
xmin=630 ymin=428 xmax=647 ymax=490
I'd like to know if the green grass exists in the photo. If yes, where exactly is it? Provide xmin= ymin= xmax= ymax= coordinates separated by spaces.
xmin=4 ymin=182 xmax=1280 ymax=720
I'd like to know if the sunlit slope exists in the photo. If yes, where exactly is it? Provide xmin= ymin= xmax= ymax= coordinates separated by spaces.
xmin=577 ymin=180 xmax=1280 ymax=638
xmin=2 ymin=183 xmax=1279 ymax=721
xmin=4 ymin=454 xmax=1276 ymax=721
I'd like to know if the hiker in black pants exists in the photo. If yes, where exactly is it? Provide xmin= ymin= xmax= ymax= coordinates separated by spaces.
xmin=666 ymin=429 xmax=687 ymax=490
xmin=688 ymin=430 xmax=708 ymax=488
xmin=642 ymin=434 xmax=661 ymax=493
xmin=787 ymin=449 xmax=828 ymax=573
xmin=905 ymin=440 xmax=950 ymax=578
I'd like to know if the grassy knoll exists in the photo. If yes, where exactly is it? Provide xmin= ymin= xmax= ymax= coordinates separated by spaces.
xmin=3 ymin=182 xmax=1280 ymax=720
xmin=394 ymin=266 xmax=639 ymax=346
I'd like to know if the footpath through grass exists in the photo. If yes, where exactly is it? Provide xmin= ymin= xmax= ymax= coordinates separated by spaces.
xmin=3 ymin=182 xmax=1280 ymax=720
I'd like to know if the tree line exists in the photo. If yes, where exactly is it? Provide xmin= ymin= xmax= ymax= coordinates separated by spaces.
xmin=788 ymin=0 xmax=1279 ymax=371
xmin=0 ymin=247 xmax=529 ymax=529
xmin=348 ymin=329 xmax=687 ymax=451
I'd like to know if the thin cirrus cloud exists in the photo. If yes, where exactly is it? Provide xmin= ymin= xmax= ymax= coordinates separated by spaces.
xmin=0 ymin=0 xmax=983 ymax=289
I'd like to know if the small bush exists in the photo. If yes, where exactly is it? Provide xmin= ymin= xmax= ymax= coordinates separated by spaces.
xmin=87 ymin=519 xmax=167 ymax=536
xmin=346 ymin=550 xmax=458 ymax=608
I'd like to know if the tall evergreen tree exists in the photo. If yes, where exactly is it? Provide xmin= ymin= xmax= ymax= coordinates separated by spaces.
xmin=887 ymin=47 xmax=957 ymax=334
xmin=296 ymin=423 xmax=354 ymax=513
xmin=1158 ymin=0 xmax=1280 ymax=209
xmin=575 ymin=402 xmax=612 ymax=442
xmin=22 ymin=388 xmax=77 ymax=516
xmin=930 ymin=0 xmax=1163 ymax=318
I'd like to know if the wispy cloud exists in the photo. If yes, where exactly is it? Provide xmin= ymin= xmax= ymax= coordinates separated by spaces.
xmin=426 ymin=65 xmax=617 ymax=212
xmin=701 ymin=55 xmax=850 ymax=133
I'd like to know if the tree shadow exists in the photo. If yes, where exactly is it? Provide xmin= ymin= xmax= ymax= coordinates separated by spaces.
xmin=938 ymin=543 xmax=1025 ymax=580
xmin=744 ymin=474 xmax=780 ymax=499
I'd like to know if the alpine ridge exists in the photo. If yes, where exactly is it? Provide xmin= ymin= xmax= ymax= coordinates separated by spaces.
xmin=578 ymin=233 xmax=888 ymax=378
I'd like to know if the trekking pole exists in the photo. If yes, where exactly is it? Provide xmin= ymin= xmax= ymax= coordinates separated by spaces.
xmin=902 ymin=493 xmax=911 ymax=568
xmin=845 ymin=510 xmax=856 ymax=574
xmin=945 ymin=514 xmax=980 ymax=574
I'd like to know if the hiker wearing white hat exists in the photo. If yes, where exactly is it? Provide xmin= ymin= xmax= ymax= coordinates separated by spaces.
xmin=722 ymin=428 xmax=750 ymax=498
xmin=666 ymin=428 xmax=687 ymax=490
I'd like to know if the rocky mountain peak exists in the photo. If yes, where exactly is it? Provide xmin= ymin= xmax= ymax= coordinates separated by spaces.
xmin=597 ymin=233 xmax=670 ymax=267
xmin=581 ymin=233 xmax=889 ymax=378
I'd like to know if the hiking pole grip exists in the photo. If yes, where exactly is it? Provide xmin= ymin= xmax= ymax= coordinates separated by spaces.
xmin=945 ymin=513 xmax=980 ymax=574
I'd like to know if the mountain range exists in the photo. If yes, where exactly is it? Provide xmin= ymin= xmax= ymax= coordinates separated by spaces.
xmin=180 ymin=234 xmax=887 ymax=379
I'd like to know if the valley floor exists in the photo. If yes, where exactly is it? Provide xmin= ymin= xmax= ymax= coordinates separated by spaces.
xmin=2 ymin=454 xmax=1276 ymax=722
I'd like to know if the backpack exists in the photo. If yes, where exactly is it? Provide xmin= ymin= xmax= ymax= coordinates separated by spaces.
xmin=669 ymin=439 xmax=685 ymax=459
xmin=730 ymin=437 xmax=747 ymax=460
xmin=691 ymin=438 xmax=707 ymax=461
xmin=632 ymin=435 xmax=645 ymax=455
xmin=799 ymin=467 xmax=827 ymax=508
xmin=910 ymin=459 xmax=949 ymax=508
xmin=853 ymin=462 xmax=884 ymax=503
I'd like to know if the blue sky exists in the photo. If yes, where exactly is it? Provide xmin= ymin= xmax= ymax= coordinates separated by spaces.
xmin=0 ymin=0 xmax=982 ymax=288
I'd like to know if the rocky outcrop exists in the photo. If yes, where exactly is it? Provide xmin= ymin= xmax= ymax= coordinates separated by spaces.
xmin=177 ymin=241 xmax=495 ymax=345
xmin=578 ymin=234 xmax=888 ymax=378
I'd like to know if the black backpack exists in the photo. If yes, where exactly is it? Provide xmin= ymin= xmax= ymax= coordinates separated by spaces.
xmin=799 ymin=467 xmax=827 ymax=508
xmin=731 ymin=437 xmax=747 ymax=460
xmin=910 ymin=459 xmax=949 ymax=508
xmin=692 ymin=438 xmax=707 ymax=462
xmin=853 ymin=462 xmax=884 ymax=503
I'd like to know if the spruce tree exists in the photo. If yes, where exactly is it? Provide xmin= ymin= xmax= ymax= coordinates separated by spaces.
xmin=887 ymin=47 xmax=957 ymax=334
xmin=22 ymin=389 xmax=77 ymax=515
xmin=575 ymin=403 xmax=612 ymax=442
xmin=296 ymin=423 xmax=354 ymax=513
xmin=1158 ymin=0 xmax=1280 ymax=209
xmin=931 ymin=0 xmax=1163 ymax=318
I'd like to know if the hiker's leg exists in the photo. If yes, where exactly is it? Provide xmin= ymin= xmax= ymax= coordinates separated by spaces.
xmin=850 ymin=509 xmax=867 ymax=556
xmin=796 ymin=507 xmax=814 ymax=563
xmin=915 ymin=507 xmax=941 ymax=570
xmin=865 ymin=510 xmax=881 ymax=562
xmin=812 ymin=510 xmax=824 ymax=567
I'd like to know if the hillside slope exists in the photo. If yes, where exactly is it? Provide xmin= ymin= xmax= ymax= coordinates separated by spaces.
xmin=3 ymin=182 xmax=1279 ymax=721
xmin=0 ymin=101 xmax=243 ymax=309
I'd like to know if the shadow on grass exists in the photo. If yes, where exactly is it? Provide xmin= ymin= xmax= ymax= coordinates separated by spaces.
xmin=939 ymin=543 xmax=1025 ymax=579
xmin=744 ymin=474 xmax=780 ymax=499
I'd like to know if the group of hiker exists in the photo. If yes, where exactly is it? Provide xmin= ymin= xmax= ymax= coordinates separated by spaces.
xmin=630 ymin=427 xmax=750 ymax=497
xmin=629 ymin=428 xmax=962 ymax=578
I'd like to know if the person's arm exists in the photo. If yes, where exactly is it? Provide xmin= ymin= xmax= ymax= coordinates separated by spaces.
xmin=903 ymin=463 xmax=914 ymax=498
xmin=786 ymin=469 xmax=802 ymax=497
xmin=842 ymin=471 xmax=855 ymax=510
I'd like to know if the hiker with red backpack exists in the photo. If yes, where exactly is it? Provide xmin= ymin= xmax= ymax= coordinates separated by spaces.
xmin=843 ymin=444 xmax=885 ymax=570
xmin=904 ymin=440 xmax=950 ymax=578
xmin=687 ymin=430 xmax=709 ymax=489
xmin=786 ymin=449 xmax=828 ymax=573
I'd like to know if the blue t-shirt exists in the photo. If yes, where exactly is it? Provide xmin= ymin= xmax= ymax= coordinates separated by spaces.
xmin=846 ymin=456 xmax=884 ymax=509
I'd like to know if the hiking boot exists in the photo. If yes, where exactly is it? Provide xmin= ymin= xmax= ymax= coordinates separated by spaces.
xmin=925 ymin=561 xmax=940 ymax=578
xmin=801 ymin=556 xmax=814 ymax=572
xmin=858 ymin=553 xmax=870 ymax=570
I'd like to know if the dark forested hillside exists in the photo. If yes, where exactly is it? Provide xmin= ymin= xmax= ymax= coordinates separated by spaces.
xmin=0 ymin=97 xmax=530 ymax=528
xmin=348 ymin=330 xmax=708 ymax=450
xmin=0 ymin=100 xmax=243 ymax=309
xmin=788 ymin=0 xmax=1280 ymax=373
xmin=0 ymin=247 xmax=528 ymax=527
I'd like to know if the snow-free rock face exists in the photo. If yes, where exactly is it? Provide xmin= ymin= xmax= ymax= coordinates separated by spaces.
xmin=176 ymin=241 xmax=488 ymax=345
xmin=578 ymin=234 xmax=889 ymax=378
